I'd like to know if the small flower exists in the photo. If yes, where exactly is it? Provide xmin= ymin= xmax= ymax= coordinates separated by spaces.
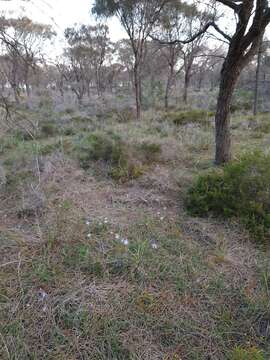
xmin=38 ymin=289 xmax=48 ymax=301
xmin=104 ymin=219 xmax=108 ymax=224
xmin=160 ymin=217 xmax=164 ymax=221
xmin=115 ymin=234 xmax=120 ymax=240
xmin=151 ymin=242 xmax=158 ymax=249
xmin=121 ymin=238 xmax=129 ymax=246
xmin=87 ymin=233 xmax=91 ymax=238
xmin=86 ymin=221 xmax=91 ymax=226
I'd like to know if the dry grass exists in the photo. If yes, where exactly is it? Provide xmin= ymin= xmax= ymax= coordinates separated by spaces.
xmin=0 ymin=104 xmax=270 ymax=359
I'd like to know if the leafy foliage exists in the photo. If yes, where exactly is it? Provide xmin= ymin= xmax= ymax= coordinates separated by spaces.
xmin=230 ymin=347 xmax=264 ymax=360
xmin=74 ymin=131 xmax=143 ymax=182
xmin=167 ymin=109 xmax=214 ymax=126
xmin=186 ymin=152 xmax=270 ymax=241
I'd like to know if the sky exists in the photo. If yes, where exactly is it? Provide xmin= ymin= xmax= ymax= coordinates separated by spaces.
xmin=0 ymin=0 xmax=125 ymax=57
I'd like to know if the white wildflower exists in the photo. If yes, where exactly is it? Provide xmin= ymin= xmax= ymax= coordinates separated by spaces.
xmin=121 ymin=238 xmax=129 ymax=246
xmin=86 ymin=220 xmax=91 ymax=226
xmin=115 ymin=234 xmax=120 ymax=240
xmin=87 ymin=233 xmax=91 ymax=238
xmin=38 ymin=289 xmax=48 ymax=301
xmin=151 ymin=242 xmax=158 ymax=249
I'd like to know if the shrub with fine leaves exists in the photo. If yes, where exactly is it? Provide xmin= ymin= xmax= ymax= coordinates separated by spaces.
xmin=186 ymin=152 xmax=270 ymax=242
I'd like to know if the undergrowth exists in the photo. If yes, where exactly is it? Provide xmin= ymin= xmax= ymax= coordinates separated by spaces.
xmin=186 ymin=151 xmax=270 ymax=242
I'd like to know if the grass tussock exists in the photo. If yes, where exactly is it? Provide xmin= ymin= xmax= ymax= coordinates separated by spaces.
xmin=166 ymin=109 xmax=214 ymax=126
xmin=73 ymin=131 xmax=144 ymax=182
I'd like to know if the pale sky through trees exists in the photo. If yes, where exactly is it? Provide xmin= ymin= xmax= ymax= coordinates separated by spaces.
xmin=1 ymin=0 xmax=125 ymax=57
xmin=1 ymin=0 xmax=268 ymax=59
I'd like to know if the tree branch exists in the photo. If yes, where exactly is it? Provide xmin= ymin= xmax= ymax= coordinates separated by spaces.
xmin=150 ymin=21 xmax=231 ymax=45
xmin=216 ymin=0 xmax=241 ymax=12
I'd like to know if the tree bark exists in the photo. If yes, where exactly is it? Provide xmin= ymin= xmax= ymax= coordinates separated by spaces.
xmin=134 ymin=62 xmax=141 ymax=120
xmin=183 ymin=72 xmax=191 ymax=104
xmin=253 ymin=40 xmax=263 ymax=116
xmin=215 ymin=60 xmax=241 ymax=165
xmin=165 ymin=65 xmax=174 ymax=110
xmin=183 ymin=59 xmax=193 ymax=105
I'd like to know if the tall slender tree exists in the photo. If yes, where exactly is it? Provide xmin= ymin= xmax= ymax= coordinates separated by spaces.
xmin=92 ymin=0 xmax=170 ymax=119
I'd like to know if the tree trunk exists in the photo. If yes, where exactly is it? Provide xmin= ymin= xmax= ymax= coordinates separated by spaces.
xmin=25 ymin=66 xmax=30 ymax=97
xmin=134 ymin=63 xmax=141 ymax=120
xmin=165 ymin=65 xmax=174 ymax=110
xmin=25 ymin=83 xmax=30 ymax=97
xmin=12 ymin=85 xmax=20 ymax=104
xmin=253 ymin=41 xmax=263 ymax=116
xmin=183 ymin=72 xmax=190 ymax=105
xmin=215 ymin=63 xmax=240 ymax=165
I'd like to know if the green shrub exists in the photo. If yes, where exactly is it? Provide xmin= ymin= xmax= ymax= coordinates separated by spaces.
xmin=14 ymin=129 xmax=33 ymax=141
xmin=38 ymin=142 xmax=60 ymax=156
xmin=74 ymin=131 xmax=143 ymax=182
xmin=167 ymin=109 xmax=214 ymax=126
xmin=65 ymin=107 xmax=75 ymax=115
xmin=110 ymin=163 xmax=144 ymax=182
xmin=137 ymin=142 xmax=162 ymax=163
xmin=113 ymin=108 xmax=134 ymax=123
xmin=40 ymin=122 xmax=59 ymax=138
xmin=0 ymin=136 xmax=22 ymax=154
xmin=186 ymin=152 xmax=270 ymax=242
xmin=231 ymin=89 xmax=253 ymax=113
xmin=230 ymin=346 xmax=264 ymax=360
xmin=249 ymin=114 xmax=270 ymax=137
xmin=74 ymin=131 xmax=124 ymax=168
xmin=63 ymin=127 xmax=76 ymax=136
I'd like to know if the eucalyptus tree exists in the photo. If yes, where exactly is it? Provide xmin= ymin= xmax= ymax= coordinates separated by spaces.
xmin=211 ymin=0 xmax=270 ymax=164
xmin=154 ymin=0 xmax=270 ymax=164
xmin=154 ymin=1 xmax=206 ymax=108
xmin=92 ymin=0 xmax=170 ymax=119
xmin=65 ymin=24 xmax=111 ymax=97
xmin=0 ymin=16 xmax=55 ymax=101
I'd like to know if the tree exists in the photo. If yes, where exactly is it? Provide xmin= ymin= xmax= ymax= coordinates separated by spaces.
xmin=115 ymin=39 xmax=134 ymax=91
xmin=153 ymin=2 xmax=209 ymax=106
xmin=0 ymin=16 xmax=55 ymax=101
xmin=65 ymin=24 xmax=111 ymax=98
xmin=180 ymin=36 xmax=203 ymax=105
xmin=212 ymin=0 xmax=270 ymax=164
xmin=155 ymin=2 xmax=185 ymax=109
xmin=253 ymin=39 xmax=264 ymax=115
xmin=155 ymin=0 xmax=270 ymax=164
xmin=92 ymin=0 xmax=170 ymax=119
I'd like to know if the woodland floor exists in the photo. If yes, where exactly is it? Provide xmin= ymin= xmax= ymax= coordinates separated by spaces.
xmin=0 ymin=101 xmax=270 ymax=359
